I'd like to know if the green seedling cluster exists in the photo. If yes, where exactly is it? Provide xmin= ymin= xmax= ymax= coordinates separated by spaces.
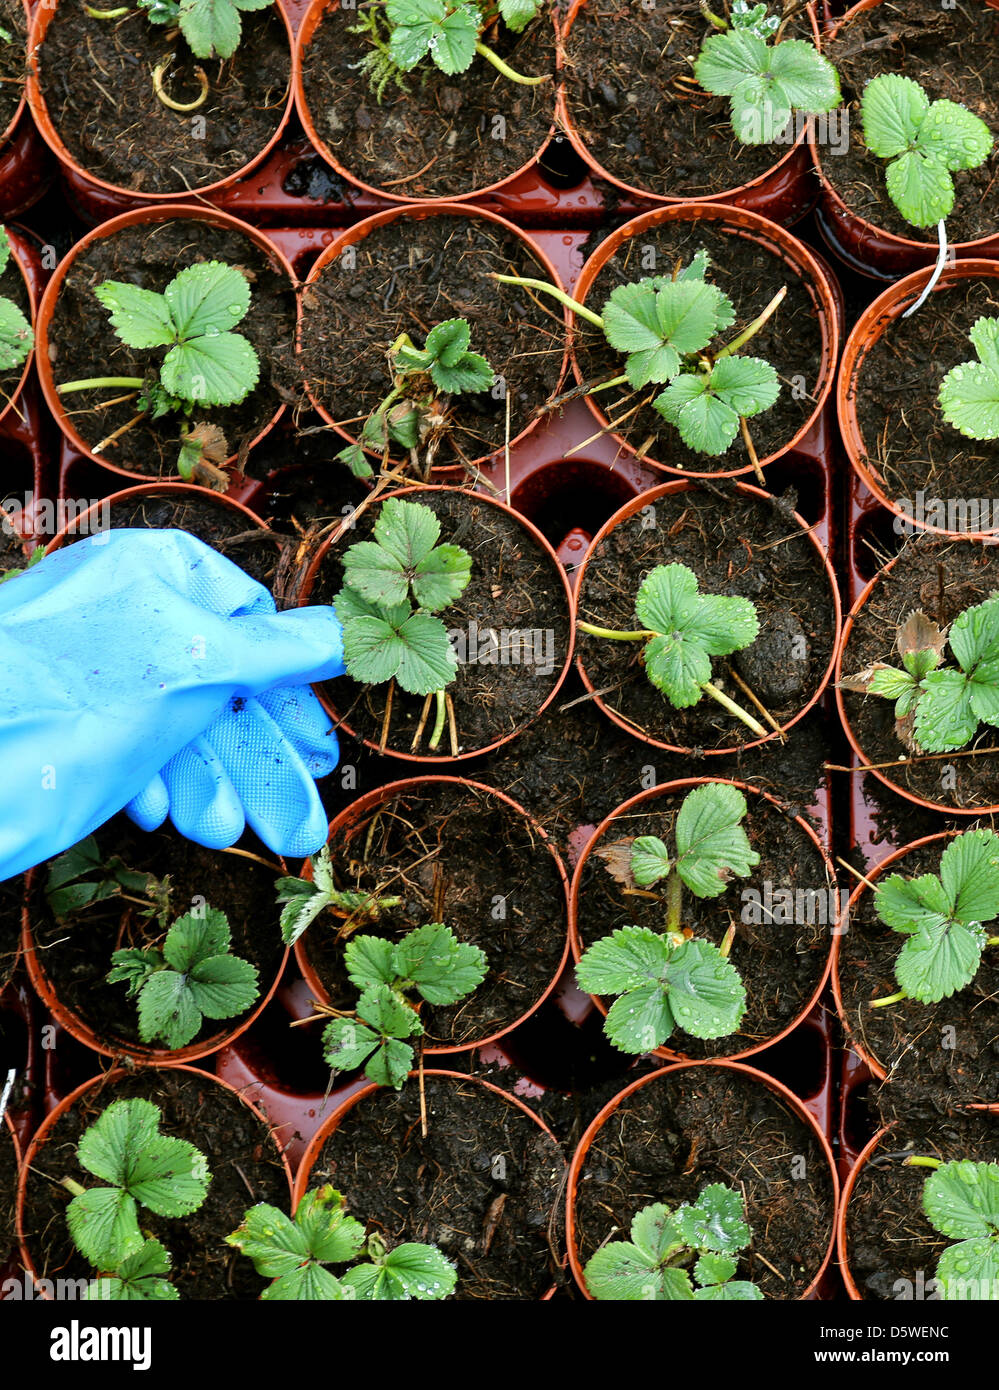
xmin=584 ymin=1182 xmax=762 ymax=1301
xmin=576 ymin=782 xmax=756 ymax=1055
xmin=227 ymin=1184 xmax=456 ymax=1299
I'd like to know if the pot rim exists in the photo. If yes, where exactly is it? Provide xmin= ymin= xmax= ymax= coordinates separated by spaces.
xmin=43 ymin=480 xmax=272 ymax=555
xmin=0 ymin=226 xmax=39 ymax=433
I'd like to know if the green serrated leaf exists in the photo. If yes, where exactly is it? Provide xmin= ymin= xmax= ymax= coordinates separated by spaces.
xmin=0 ymin=298 xmax=33 ymax=372
xmin=263 ymin=1263 xmax=347 ymax=1300
xmin=939 ymin=829 xmax=999 ymax=925
xmin=411 ymin=542 xmax=472 ymax=612
xmin=94 ymin=281 xmax=175 ymax=351
xmin=862 ymin=73 xmax=928 ymax=158
xmin=295 ymin=1186 xmax=367 ymax=1265
xmin=603 ymin=982 xmax=676 ymax=1054
xmin=663 ymin=937 xmax=746 ymax=1039
xmin=708 ymin=354 xmax=780 ymax=418
xmin=913 ymin=668 xmax=978 ymax=753
xmin=355 ymin=982 xmax=421 ymax=1040
xmin=430 ymin=351 xmax=494 ymax=395
xmin=344 ymin=935 xmax=398 ymax=992
xmin=630 ymin=835 xmax=672 ymax=887
xmin=498 ymin=0 xmax=540 ymax=31
xmin=874 ymin=872 xmax=951 ymax=935
xmin=674 ymin=782 xmax=759 ymax=898
xmin=67 ymin=1188 xmax=143 ymax=1272
xmin=160 ymin=332 xmax=259 ymax=408
xmin=924 ymin=1161 xmax=999 ymax=1240
xmin=391 ymin=923 xmax=487 ymax=1006
xmin=674 ymin=1182 xmax=752 ymax=1255
xmin=86 ymin=1237 xmax=179 ymax=1302
xmin=575 ymin=925 xmax=672 ymax=996
xmin=895 ymin=917 xmax=986 ymax=1003
xmin=178 ymin=0 xmax=243 ymax=60
xmin=187 ymin=953 xmax=259 ymax=1021
xmin=322 ymin=1017 xmax=381 ymax=1073
xmin=162 ymin=906 xmax=230 ymax=972
xmin=341 ymin=1243 xmax=457 ymax=1299
xmin=164 ymin=261 xmax=250 ymax=340
xmin=423 ymin=318 xmax=469 ymax=366
xmin=136 ymin=970 xmax=202 ymax=1049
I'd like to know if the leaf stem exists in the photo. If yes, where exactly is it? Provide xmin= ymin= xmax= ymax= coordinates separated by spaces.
xmin=903 ymin=1156 xmax=942 ymax=1169
xmin=57 ymin=377 xmax=146 ymax=395
xmin=577 ymin=620 xmax=656 ymax=641
xmin=700 ymin=681 xmax=767 ymax=738
xmin=84 ymin=4 xmax=130 ymax=15
xmin=902 ymin=221 xmax=948 ymax=320
xmin=427 ymin=689 xmax=447 ymax=752
xmin=715 ymin=286 xmax=787 ymax=359
xmin=152 ymin=58 xmax=209 ymax=113
xmin=61 ymin=1177 xmax=87 ymax=1198
xmin=666 ymin=872 xmax=683 ymax=934
xmin=487 ymin=273 xmax=606 ymax=329
xmin=474 ymin=40 xmax=548 ymax=85
xmin=587 ymin=372 xmax=630 ymax=394
xmin=870 ymin=989 xmax=908 ymax=1008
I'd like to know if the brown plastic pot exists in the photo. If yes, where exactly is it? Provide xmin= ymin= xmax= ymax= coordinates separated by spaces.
xmin=811 ymin=0 xmax=999 ymax=280
xmin=0 ymin=3 xmax=52 ymax=219
xmin=293 ymin=1066 xmax=563 ymax=1299
xmin=294 ymin=775 xmax=571 ymax=1053
xmin=831 ymin=832 xmax=959 ymax=1085
xmin=35 ymin=204 xmax=296 ymax=486
xmin=16 ymin=1063 xmax=294 ymax=1296
xmin=835 ymin=550 xmax=999 ymax=817
xmin=26 ymin=0 xmax=294 ymax=212
xmin=298 ymin=203 xmax=569 ymax=478
xmin=570 ymin=777 xmax=837 ymax=1064
xmin=21 ymin=866 xmax=290 ymax=1067
xmin=294 ymin=0 xmax=558 ymax=205
xmin=573 ymin=479 xmax=843 ymax=755
xmin=0 ymin=227 xmax=39 ymax=434
xmin=570 ymin=203 xmax=840 ymax=480
xmin=43 ymin=481 xmax=271 ymax=556
xmin=565 ymin=1058 xmax=840 ymax=1300
xmin=837 ymin=258 xmax=999 ymax=539
xmin=557 ymin=0 xmax=819 ymax=222
xmin=836 ymin=1125 xmax=890 ymax=1300
xmin=298 ymin=483 xmax=575 ymax=762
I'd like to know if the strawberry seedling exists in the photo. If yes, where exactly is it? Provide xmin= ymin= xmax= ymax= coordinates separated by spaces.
xmin=902 ymin=1158 xmax=999 ymax=1301
xmin=322 ymin=921 xmax=487 ymax=1088
xmin=86 ymin=1238 xmax=179 ymax=1302
xmin=0 ymin=544 xmax=44 ymax=586
xmin=576 ymin=782 xmax=756 ymax=1055
xmin=0 ymin=228 xmax=33 ymax=374
xmin=55 ymin=261 xmax=260 ymax=489
xmin=226 ymin=1184 xmax=456 ymax=1299
xmin=275 ymin=844 xmax=403 ymax=947
xmin=584 ymin=1183 xmax=762 ymax=1301
xmin=44 ymin=834 xmax=173 ymax=925
xmin=938 ymin=317 xmax=999 ymax=442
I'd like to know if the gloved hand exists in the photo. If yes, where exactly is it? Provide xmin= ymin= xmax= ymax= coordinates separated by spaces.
xmin=0 ymin=529 xmax=345 ymax=881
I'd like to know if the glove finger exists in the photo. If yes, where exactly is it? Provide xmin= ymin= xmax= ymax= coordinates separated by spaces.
xmin=161 ymin=735 xmax=246 ymax=849
xmin=207 ymin=697 xmax=329 ymax=860
xmin=124 ymin=774 xmax=170 ymax=832
xmin=254 ymin=684 xmax=340 ymax=779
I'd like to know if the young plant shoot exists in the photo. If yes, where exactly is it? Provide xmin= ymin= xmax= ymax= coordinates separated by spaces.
xmin=938 ymin=317 xmax=999 ymax=442
xmin=0 ymin=544 xmax=44 ymax=586
xmin=583 ymin=1183 xmax=762 ymax=1301
xmin=576 ymin=782 xmax=756 ymax=1055
xmin=337 ymin=318 xmax=494 ymax=481
xmin=350 ymin=0 xmax=548 ymax=103
xmin=106 ymin=906 xmax=260 ymax=1050
xmin=578 ymin=561 xmax=767 ymax=739
xmin=45 ymin=833 xmax=173 ymax=925
xmin=0 ymin=227 xmax=33 ymax=374
xmin=333 ymin=497 xmax=472 ymax=753
xmin=490 ymin=250 xmax=783 ymax=465
xmin=62 ymin=1099 xmax=211 ymax=1279
xmin=55 ymin=261 xmax=260 ymax=489
xmin=694 ymin=2 xmax=840 ymax=146
xmin=85 ymin=1238 xmax=179 ymax=1302
xmin=840 ymin=602 xmax=999 ymax=755
xmin=860 ymin=74 xmax=993 ymax=315
xmin=902 ymin=1158 xmax=999 ymax=1301
xmin=867 ymin=828 xmax=999 ymax=1010
xmin=226 ymin=1184 xmax=457 ymax=1300
xmin=275 ymin=844 xmax=403 ymax=947
xmin=322 ymin=922 xmax=488 ymax=1088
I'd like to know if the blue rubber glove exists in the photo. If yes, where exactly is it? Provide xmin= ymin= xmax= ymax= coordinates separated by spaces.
xmin=0 ymin=529 xmax=345 ymax=881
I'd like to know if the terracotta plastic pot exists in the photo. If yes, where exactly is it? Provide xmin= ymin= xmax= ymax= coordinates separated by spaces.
xmin=811 ymin=0 xmax=999 ymax=279
xmin=294 ymin=0 xmax=557 ymax=205
xmin=35 ymin=205 xmax=296 ymax=485
xmin=16 ymin=1063 xmax=294 ymax=1297
xmin=573 ymin=479 xmax=842 ymax=755
xmin=0 ymin=227 xmax=39 ymax=435
xmin=835 ymin=549 xmax=999 ymax=817
xmin=565 ymin=1058 xmax=840 ymax=1300
xmin=836 ymin=1126 xmax=890 ymax=1300
xmin=570 ymin=777 xmax=837 ymax=1064
xmin=26 ymin=0 xmax=294 ymax=213
xmin=294 ymin=775 xmax=571 ymax=1052
xmin=298 ymin=483 xmax=575 ymax=762
xmin=293 ymin=1066 xmax=563 ymax=1299
xmin=43 ymin=481 xmax=271 ymax=556
xmin=298 ymin=203 xmax=568 ymax=477
xmin=570 ymin=203 xmax=840 ymax=480
xmin=0 ymin=3 xmax=52 ymax=219
xmin=831 ymin=832 xmax=959 ymax=1084
xmin=837 ymin=258 xmax=999 ymax=539
xmin=21 ymin=866 xmax=290 ymax=1067
xmin=557 ymin=0 xmax=819 ymax=223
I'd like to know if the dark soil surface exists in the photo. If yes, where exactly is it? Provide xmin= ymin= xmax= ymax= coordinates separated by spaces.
xmin=0 ymin=872 xmax=23 ymax=991
xmin=59 ymin=491 xmax=288 ymax=594
xmin=303 ymin=781 xmax=567 ymax=1047
xmin=573 ymin=218 xmax=827 ymax=473
xmin=48 ymin=218 xmax=297 ymax=477
xmin=0 ymin=0 xmax=26 ymax=140
xmin=0 ymin=1118 xmax=16 ymax=1264
xmin=562 ymin=0 xmax=813 ymax=199
xmin=37 ymin=4 xmax=290 ymax=194
xmin=18 ymin=1068 xmax=289 ymax=1298
xmin=852 ymin=276 xmax=999 ymax=529
xmin=572 ymin=1065 xmax=835 ymax=1299
xmin=575 ymin=483 xmax=837 ymax=750
xmin=305 ymin=1073 xmax=566 ymax=1299
xmin=840 ymin=534 xmax=999 ymax=811
xmin=823 ymin=0 xmax=999 ymax=244
xmin=298 ymin=213 xmax=565 ymax=473
xmin=0 ymin=237 xmax=32 ymax=403
xmin=575 ymin=784 xmax=833 ymax=1059
xmin=838 ymin=834 xmax=999 ymax=1109
xmin=29 ymin=813 xmax=286 ymax=1056
xmin=300 ymin=2 xmax=556 ymax=199
xmin=309 ymin=489 xmax=571 ymax=755
xmin=845 ymin=1109 xmax=999 ymax=1301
